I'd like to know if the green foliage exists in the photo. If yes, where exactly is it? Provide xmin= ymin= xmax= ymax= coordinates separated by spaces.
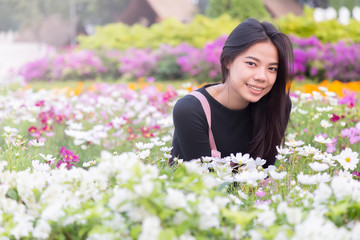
xmin=206 ymin=0 xmax=271 ymax=20
xmin=77 ymin=15 xmax=238 ymax=50
xmin=329 ymin=0 xmax=358 ymax=11
xmin=276 ymin=6 xmax=360 ymax=42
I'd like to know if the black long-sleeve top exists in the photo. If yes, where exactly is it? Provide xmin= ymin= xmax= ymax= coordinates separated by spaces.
xmin=171 ymin=83 xmax=253 ymax=161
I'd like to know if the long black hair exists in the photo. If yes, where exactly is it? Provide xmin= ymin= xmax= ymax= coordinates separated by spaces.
xmin=220 ymin=18 xmax=294 ymax=167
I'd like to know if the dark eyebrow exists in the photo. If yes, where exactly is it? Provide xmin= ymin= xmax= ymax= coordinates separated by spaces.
xmin=245 ymin=56 xmax=278 ymax=66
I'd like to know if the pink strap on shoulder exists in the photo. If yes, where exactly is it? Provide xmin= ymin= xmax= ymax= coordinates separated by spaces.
xmin=189 ymin=91 xmax=221 ymax=159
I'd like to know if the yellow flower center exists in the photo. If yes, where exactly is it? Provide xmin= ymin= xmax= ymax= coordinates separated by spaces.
xmin=345 ymin=157 xmax=351 ymax=162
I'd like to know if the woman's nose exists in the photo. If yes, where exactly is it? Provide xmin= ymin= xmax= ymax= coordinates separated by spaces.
xmin=253 ymin=68 xmax=267 ymax=81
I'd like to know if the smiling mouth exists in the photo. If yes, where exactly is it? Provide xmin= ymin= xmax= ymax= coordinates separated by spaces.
xmin=246 ymin=84 xmax=264 ymax=91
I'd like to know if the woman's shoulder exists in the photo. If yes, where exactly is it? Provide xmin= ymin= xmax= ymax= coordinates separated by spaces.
xmin=173 ymin=92 xmax=202 ymax=114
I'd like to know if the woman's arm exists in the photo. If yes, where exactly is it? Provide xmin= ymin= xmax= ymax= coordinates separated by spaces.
xmin=172 ymin=95 xmax=212 ymax=161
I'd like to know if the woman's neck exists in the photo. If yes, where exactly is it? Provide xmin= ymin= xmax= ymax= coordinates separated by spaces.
xmin=206 ymin=83 xmax=249 ymax=110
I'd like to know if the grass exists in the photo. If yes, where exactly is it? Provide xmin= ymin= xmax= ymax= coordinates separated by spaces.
xmin=22 ymin=77 xmax=319 ymax=94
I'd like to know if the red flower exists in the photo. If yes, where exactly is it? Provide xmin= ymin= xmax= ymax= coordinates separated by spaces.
xmin=142 ymin=132 xmax=154 ymax=138
xmin=140 ymin=126 xmax=149 ymax=133
xmin=127 ymin=127 xmax=134 ymax=134
xmin=330 ymin=114 xmax=340 ymax=122
xmin=28 ymin=126 xmax=37 ymax=133
xmin=127 ymin=133 xmax=137 ymax=141
xmin=42 ymin=124 xmax=53 ymax=132
xmin=55 ymin=115 xmax=63 ymax=123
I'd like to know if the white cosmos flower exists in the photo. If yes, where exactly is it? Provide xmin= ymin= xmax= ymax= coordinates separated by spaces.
xmin=297 ymin=109 xmax=308 ymax=114
xmin=229 ymin=194 xmax=242 ymax=205
xmin=33 ymin=219 xmax=51 ymax=239
xmin=276 ymin=146 xmax=291 ymax=155
xmin=138 ymin=216 xmax=161 ymax=240
xmin=312 ymin=91 xmax=324 ymax=101
xmin=331 ymin=176 xmax=353 ymax=201
xmin=335 ymin=148 xmax=359 ymax=171
xmin=351 ymin=222 xmax=360 ymax=240
xmin=321 ymin=156 xmax=336 ymax=167
xmin=233 ymin=170 xmax=267 ymax=183
xmin=297 ymin=172 xmax=317 ymax=185
xmin=230 ymin=152 xmax=251 ymax=165
xmin=161 ymin=135 xmax=172 ymax=142
xmin=137 ymin=149 xmax=150 ymax=159
xmin=152 ymin=140 xmax=165 ymax=146
xmin=133 ymin=180 xmax=154 ymax=198
xmin=254 ymin=157 xmax=266 ymax=166
xmin=309 ymin=162 xmax=329 ymax=172
xmin=276 ymin=154 xmax=287 ymax=161
xmin=315 ymin=106 xmax=332 ymax=112
xmin=238 ymin=190 xmax=248 ymax=200
xmin=28 ymin=139 xmax=45 ymax=147
xmin=317 ymin=172 xmax=331 ymax=183
xmin=320 ymin=119 xmax=332 ymax=128
xmin=214 ymin=163 xmax=233 ymax=179
xmin=39 ymin=153 xmax=56 ymax=163
xmin=135 ymin=142 xmax=154 ymax=150
xmin=244 ymin=159 xmax=257 ymax=171
xmin=269 ymin=170 xmax=287 ymax=180
xmin=285 ymin=139 xmax=304 ymax=148
xmin=111 ymin=116 xmax=127 ymax=129
xmin=314 ymin=135 xmax=332 ymax=144
xmin=164 ymin=188 xmax=188 ymax=210
xmin=257 ymin=210 xmax=276 ymax=227
xmin=297 ymin=145 xmax=320 ymax=156
xmin=32 ymin=160 xmax=50 ymax=172
xmin=287 ymin=133 xmax=297 ymax=141
xmin=82 ymin=160 xmax=96 ymax=167
xmin=4 ymin=126 xmax=19 ymax=134
xmin=160 ymin=146 xmax=172 ymax=152
xmin=313 ymin=183 xmax=332 ymax=204
xmin=285 ymin=207 xmax=302 ymax=225
xmin=318 ymin=86 xmax=328 ymax=92
xmin=179 ymin=233 xmax=196 ymax=240
xmin=313 ymin=153 xmax=325 ymax=161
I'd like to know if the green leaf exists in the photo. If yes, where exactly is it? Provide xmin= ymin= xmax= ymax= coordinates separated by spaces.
xmin=6 ymin=188 xmax=19 ymax=201
xmin=130 ymin=225 xmax=142 ymax=239
xmin=159 ymin=228 xmax=176 ymax=240
xmin=222 ymin=208 xmax=258 ymax=229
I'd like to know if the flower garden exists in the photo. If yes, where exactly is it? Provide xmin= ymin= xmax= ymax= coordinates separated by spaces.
xmin=1 ymin=9 xmax=360 ymax=240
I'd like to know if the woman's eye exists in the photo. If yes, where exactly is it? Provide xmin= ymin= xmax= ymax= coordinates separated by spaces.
xmin=269 ymin=67 xmax=278 ymax=72
xmin=246 ymin=62 xmax=256 ymax=66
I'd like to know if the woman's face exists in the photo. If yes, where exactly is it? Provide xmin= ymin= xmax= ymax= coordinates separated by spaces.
xmin=225 ymin=41 xmax=278 ymax=109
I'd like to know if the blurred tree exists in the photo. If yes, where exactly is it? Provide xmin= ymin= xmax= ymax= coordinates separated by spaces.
xmin=0 ymin=0 xmax=129 ymax=33
xmin=205 ymin=0 xmax=271 ymax=20
xmin=328 ymin=0 xmax=359 ymax=10
xmin=296 ymin=0 xmax=359 ymax=10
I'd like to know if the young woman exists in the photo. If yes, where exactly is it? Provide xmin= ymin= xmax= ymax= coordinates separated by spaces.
xmin=171 ymin=18 xmax=293 ymax=168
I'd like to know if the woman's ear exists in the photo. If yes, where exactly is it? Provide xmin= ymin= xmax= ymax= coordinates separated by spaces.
xmin=225 ymin=60 xmax=230 ymax=69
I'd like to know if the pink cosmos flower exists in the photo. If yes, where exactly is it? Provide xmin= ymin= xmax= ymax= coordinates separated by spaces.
xmin=57 ymin=147 xmax=79 ymax=169
xmin=256 ymin=190 xmax=266 ymax=198
xmin=326 ymin=137 xmax=337 ymax=153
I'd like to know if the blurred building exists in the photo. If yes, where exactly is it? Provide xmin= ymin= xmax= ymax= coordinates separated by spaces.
xmin=263 ymin=0 xmax=303 ymax=18
xmin=120 ymin=0 xmax=197 ymax=26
